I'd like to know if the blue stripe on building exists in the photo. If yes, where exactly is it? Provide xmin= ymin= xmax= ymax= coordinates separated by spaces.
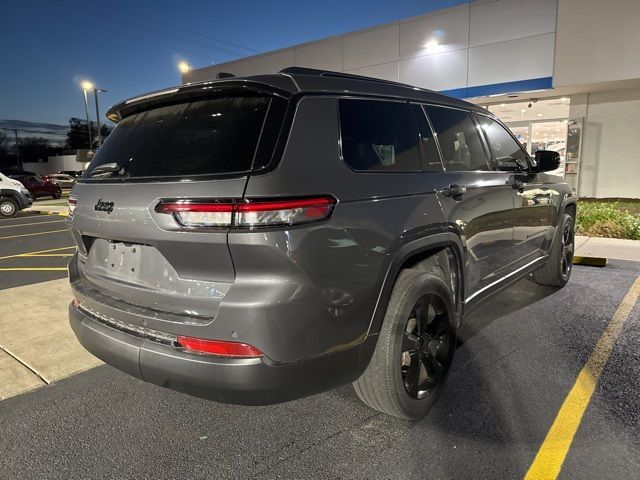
xmin=441 ymin=77 xmax=554 ymax=99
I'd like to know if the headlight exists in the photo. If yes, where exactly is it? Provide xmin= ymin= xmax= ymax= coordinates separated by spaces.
xmin=9 ymin=179 xmax=23 ymax=189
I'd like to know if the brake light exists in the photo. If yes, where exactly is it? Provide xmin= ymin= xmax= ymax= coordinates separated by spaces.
xmin=68 ymin=196 xmax=77 ymax=215
xmin=155 ymin=196 xmax=336 ymax=229
xmin=176 ymin=336 xmax=263 ymax=358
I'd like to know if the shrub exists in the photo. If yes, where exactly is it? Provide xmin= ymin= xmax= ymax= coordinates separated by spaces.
xmin=576 ymin=201 xmax=640 ymax=240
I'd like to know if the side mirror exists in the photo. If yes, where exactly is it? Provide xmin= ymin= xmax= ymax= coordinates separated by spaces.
xmin=535 ymin=150 xmax=560 ymax=172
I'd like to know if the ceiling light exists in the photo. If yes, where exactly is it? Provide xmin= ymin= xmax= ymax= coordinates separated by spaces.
xmin=424 ymin=39 xmax=439 ymax=50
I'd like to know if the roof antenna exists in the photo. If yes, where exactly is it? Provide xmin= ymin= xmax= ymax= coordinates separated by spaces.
xmin=216 ymin=72 xmax=235 ymax=79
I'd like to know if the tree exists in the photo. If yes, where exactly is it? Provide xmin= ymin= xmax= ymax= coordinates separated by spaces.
xmin=65 ymin=117 xmax=112 ymax=150
xmin=18 ymin=137 xmax=63 ymax=163
xmin=0 ymin=130 xmax=18 ymax=171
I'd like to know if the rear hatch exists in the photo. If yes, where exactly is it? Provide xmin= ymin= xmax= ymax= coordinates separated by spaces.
xmin=69 ymin=90 xmax=286 ymax=329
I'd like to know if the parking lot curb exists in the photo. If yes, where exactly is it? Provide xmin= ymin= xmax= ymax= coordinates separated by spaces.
xmin=573 ymin=256 xmax=608 ymax=267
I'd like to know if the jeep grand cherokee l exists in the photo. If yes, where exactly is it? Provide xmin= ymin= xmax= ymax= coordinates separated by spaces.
xmin=67 ymin=68 xmax=576 ymax=419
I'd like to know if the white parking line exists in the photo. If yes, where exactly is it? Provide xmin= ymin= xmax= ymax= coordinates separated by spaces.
xmin=0 ymin=220 xmax=66 ymax=229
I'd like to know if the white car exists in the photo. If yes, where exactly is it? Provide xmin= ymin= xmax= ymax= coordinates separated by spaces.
xmin=45 ymin=173 xmax=77 ymax=189
xmin=0 ymin=172 xmax=33 ymax=217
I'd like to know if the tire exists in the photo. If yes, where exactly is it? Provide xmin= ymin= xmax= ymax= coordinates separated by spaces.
xmin=52 ymin=187 xmax=62 ymax=200
xmin=533 ymin=213 xmax=574 ymax=287
xmin=0 ymin=197 xmax=19 ymax=218
xmin=353 ymin=266 xmax=457 ymax=420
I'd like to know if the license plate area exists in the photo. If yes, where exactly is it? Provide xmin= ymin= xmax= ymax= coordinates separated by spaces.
xmin=103 ymin=241 xmax=144 ymax=281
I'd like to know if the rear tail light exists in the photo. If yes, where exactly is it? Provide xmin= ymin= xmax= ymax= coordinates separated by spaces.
xmin=68 ymin=196 xmax=77 ymax=215
xmin=155 ymin=201 xmax=233 ymax=228
xmin=176 ymin=336 xmax=263 ymax=358
xmin=155 ymin=196 xmax=336 ymax=229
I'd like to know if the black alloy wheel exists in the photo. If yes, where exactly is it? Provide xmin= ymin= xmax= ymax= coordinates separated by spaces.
xmin=560 ymin=220 xmax=574 ymax=279
xmin=401 ymin=293 xmax=452 ymax=399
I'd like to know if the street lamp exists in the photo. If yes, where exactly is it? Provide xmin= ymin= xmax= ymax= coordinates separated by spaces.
xmin=92 ymin=88 xmax=107 ymax=147
xmin=80 ymin=80 xmax=94 ymax=150
xmin=178 ymin=61 xmax=191 ymax=74
xmin=177 ymin=61 xmax=191 ymax=83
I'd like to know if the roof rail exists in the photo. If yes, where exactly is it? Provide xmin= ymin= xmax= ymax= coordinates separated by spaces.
xmin=278 ymin=67 xmax=419 ymax=89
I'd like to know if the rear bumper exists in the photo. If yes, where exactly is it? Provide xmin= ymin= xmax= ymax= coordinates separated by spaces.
xmin=16 ymin=191 xmax=33 ymax=209
xmin=69 ymin=303 xmax=375 ymax=405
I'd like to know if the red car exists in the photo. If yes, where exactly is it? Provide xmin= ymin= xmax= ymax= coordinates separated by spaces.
xmin=11 ymin=175 xmax=62 ymax=199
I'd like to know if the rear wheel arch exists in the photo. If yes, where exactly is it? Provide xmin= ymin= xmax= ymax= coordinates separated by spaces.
xmin=367 ymin=233 xmax=465 ymax=337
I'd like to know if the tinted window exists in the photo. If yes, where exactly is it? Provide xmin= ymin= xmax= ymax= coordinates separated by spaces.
xmin=426 ymin=106 xmax=489 ymax=171
xmin=339 ymin=99 xmax=421 ymax=172
xmin=478 ymin=116 xmax=529 ymax=168
xmin=86 ymin=96 xmax=272 ymax=179
xmin=411 ymin=104 xmax=443 ymax=172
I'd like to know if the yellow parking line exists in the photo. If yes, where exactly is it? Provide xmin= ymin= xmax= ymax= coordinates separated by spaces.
xmin=0 ymin=246 xmax=75 ymax=261
xmin=20 ymin=254 xmax=74 ymax=257
xmin=0 ymin=220 xmax=66 ymax=229
xmin=524 ymin=276 xmax=640 ymax=480
xmin=0 ymin=268 xmax=69 ymax=271
xmin=0 ymin=229 xmax=69 ymax=240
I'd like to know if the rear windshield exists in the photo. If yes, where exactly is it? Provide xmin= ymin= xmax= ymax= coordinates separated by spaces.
xmin=85 ymin=96 xmax=272 ymax=179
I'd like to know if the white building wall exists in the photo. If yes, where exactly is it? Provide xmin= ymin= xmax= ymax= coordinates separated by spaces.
xmin=184 ymin=0 xmax=558 ymax=95
xmin=577 ymin=88 xmax=640 ymax=199
xmin=554 ymin=0 xmax=640 ymax=87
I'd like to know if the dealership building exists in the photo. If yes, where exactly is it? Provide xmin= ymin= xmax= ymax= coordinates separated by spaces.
xmin=184 ymin=0 xmax=640 ymax=199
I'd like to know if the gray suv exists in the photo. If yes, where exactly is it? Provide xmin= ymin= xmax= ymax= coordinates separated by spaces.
xmin=68 ymin=68 xmax=576 ymax=419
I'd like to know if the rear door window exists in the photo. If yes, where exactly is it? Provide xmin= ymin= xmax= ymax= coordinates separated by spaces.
xmin=86 ymin=95 xmax=272 ymax=179
xmin=425 ymin=106 xmax=490 ymax=172
xmin=338 ymin=99 xmax=422 ymax=172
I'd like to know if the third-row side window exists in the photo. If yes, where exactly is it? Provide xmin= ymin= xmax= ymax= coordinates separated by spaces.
xmin=339 ymin=99 xmax=422 ymax=172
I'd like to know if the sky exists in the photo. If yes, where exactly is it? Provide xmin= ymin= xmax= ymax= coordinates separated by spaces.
xmin=1 ymin=0 xmax=468 ymax=128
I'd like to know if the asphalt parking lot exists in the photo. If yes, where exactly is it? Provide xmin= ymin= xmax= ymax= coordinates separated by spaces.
xmin=1 ymin=245 xmax=639 ymax=479
xmin=0 ymin=212 xmax=73 ymax=290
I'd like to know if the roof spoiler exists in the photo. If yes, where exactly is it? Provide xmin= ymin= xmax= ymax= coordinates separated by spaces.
xmin=216 ymin=72 xmax=235 ymax=79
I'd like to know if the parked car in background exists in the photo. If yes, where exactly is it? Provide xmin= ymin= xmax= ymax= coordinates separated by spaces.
xmin=58 ymin=170 xmax=85 ymax=178
xmin=45 ymin=173 xmax=77 ymax=189
xmin=0 ymin=172 xmax=33 ymax=217
xmin=11 ymin=175 xmax=63 ymax=199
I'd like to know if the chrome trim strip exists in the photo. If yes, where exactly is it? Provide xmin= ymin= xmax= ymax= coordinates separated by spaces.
xmin=77 ymin=304 xmax=178 ymax=345
xmin=464 ymin=255 xmax=548 ymax=304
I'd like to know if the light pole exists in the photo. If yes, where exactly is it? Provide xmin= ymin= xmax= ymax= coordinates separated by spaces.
xmin=80 ymin=80 xmax=94 ymax=150
xmin=92 ymin=88 xmax=107 ymax=147
xmin=177 ymin=61 xmax=191 ymax=84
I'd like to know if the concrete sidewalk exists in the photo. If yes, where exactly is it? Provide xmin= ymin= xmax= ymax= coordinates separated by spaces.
xmin=0 ymin=279 xmax=102 ymax=400
xmin=575 ymin=235 xmax=640 ymax=262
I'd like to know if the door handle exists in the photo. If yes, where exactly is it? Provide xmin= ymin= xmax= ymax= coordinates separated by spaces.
xmin=441 ymin=184 xmax=467 ymax=199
